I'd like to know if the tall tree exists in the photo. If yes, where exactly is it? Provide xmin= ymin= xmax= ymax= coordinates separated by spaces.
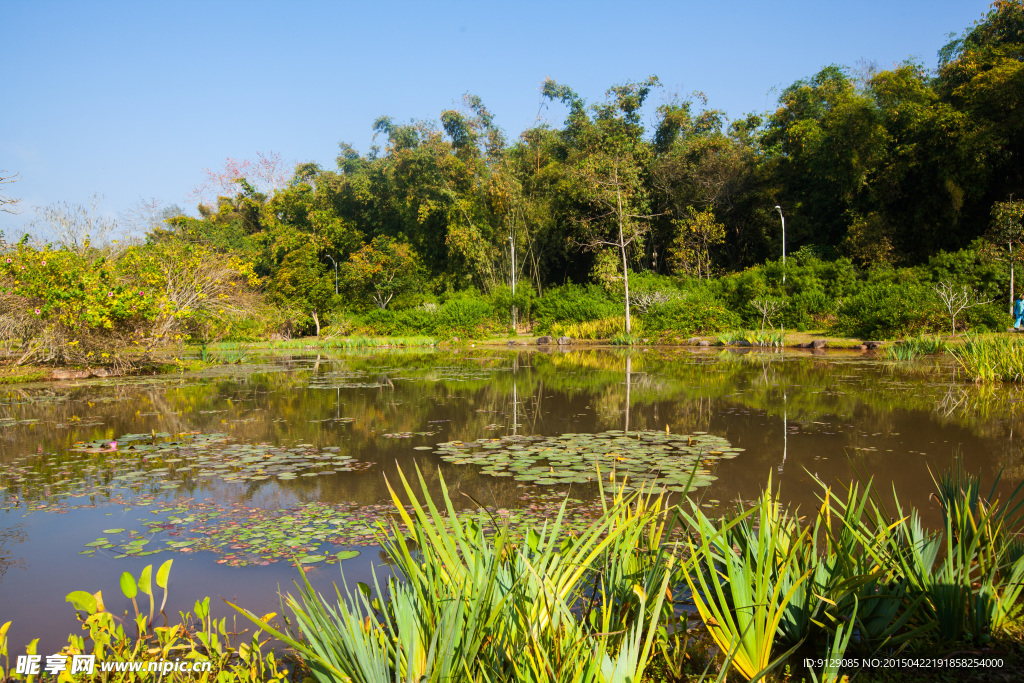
xmin=762 ymin=66 xmax=889 ymax=252
xmin=342 ymin=236 xmax=420 ymax=310
xmin=547 ymin=77 xmax=661 ymax=335
xmin=989 ymin=198 xmax=1024 ymax=312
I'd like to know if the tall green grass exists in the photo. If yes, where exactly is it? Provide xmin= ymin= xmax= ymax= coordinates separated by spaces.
xmin=883 ymin=334 xmax=948 ymax=361
xmin=233 ymin=468 xmax=677 ymax=683
xmin=228 ymin=463 xmax=1024 ymax=682
xmin=716 ymin=329 xmax=784 ymax=347
xmin=950 ymin=336 xmax=1024 ymax=382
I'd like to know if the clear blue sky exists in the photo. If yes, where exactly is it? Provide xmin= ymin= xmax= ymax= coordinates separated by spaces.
xmin=2 ymin=0 xmax=994 ymax=234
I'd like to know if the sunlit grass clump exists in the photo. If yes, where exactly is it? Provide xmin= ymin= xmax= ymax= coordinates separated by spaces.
xmin=6 ymin=460 xmax=1023 ymax=681
xmin=883 ymin=333 xmax=949 ymax=360
xmin=551 ymin=316 xmax=643 ymax=340
xmin=951 ymin=335 xmax=1024 ymax=382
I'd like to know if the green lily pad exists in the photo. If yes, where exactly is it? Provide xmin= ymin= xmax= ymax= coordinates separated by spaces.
xmin=432 ymin=430 xmax=738 ymax=490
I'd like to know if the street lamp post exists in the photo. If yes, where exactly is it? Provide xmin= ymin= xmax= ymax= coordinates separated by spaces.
xmin=775 ymin=205 xmax=786 ymax=341
xmin=324 ymin=254 xmax=338 ymax=295
xmin=774 ymin=205 xmax=786 ymax=285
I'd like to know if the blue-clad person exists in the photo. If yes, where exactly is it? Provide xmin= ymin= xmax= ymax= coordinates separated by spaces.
xmin=1016 ymin=293 xmax=1024 ymax=330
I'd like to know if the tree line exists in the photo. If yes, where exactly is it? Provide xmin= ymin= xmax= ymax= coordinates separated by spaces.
xmin=3 ymin=1 xmax=1024 ymax=354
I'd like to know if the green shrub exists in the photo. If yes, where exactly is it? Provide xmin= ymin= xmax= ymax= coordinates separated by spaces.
xmin=707 ymin=249 xmax=859 ymax=329
xmin=357 ymin=295 xmax=495 ymax=338
xmin=1 ymin=560 xmax=291 ymax=682
xmin=434 ymin=295 xmax=493 ymax=334
xmin=832 ymin=280 xmax=940 ymax=338
xmin=487 ymin=285 xmax=534 ymax=326
xmin=533 ymin=284 xmax=619 ymax=330
xmin=833 ymin=272 xmax=1007 ymax=338
xmin=357 ymin=308 xmax=436 ymax=336
xmin=642 ymin=294 xmax=740 ymax=335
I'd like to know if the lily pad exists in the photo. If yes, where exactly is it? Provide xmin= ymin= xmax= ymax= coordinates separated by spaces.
xmin=433 ymin=430 xmax=738 ymax=490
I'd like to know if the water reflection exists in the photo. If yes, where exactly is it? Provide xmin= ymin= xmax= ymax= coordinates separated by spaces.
xmin=2 ymin=347 xmax=1024 ymax=652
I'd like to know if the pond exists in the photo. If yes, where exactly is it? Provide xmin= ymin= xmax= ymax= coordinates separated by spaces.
xmin=2 ymin=347 xmax=1022 ymax=654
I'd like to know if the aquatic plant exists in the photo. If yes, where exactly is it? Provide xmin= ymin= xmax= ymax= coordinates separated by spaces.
xmin=0 ymin=431 xmax=374 ymax=514
xmin=676 ymin=484 xmax=811 ymax=680
xmin=231 ymin=467 xmax=677 ymax=683
xmin=883 ymin=334 xmax=949 ymax=360
xmin=0 ymin=561 xmax=291 ymax=682
xmin=197 ymin=335 xmax=438 ymax=353
xmin=741 ymin=330 xmax=785 ymax=347
xmin=950 ymin=335 xmax=1024 ymax=382
xmin=432 ymin=429 xmax=740 ymax=491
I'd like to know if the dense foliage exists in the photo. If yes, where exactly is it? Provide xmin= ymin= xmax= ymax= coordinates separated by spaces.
xmin=5 ymin=2 xmax=1024 ymax=354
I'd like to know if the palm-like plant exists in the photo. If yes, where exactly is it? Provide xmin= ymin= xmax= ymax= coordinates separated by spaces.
xmin=232 ymin=466 xmax=677 ymax=683
xmin=676 ymin=484 xmax=812 ymax=681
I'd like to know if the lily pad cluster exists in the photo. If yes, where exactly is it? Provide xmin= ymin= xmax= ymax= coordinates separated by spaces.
xmin=0 ymin=418 xmax=40 ymax=428
xmin=79 ymin=494 xmax=613 ymax=567
xmin=0 ymin=432 xmax=374 ymax=511
xmin=434 ymin=429 xmax=742 ymax=491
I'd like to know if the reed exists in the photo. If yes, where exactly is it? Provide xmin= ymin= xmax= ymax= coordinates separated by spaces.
xmin=950 ymin=335 xmax=1024 ymax=382
xmin=884 ymin=334 xmax=949 ymax=360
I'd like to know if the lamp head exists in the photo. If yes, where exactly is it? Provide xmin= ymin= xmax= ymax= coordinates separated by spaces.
xmin=774 ymin=205 xmax=782 ymax=211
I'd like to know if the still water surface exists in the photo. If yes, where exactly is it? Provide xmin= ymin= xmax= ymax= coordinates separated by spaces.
xmin=2 ymin=348 xmax=1022 ymax=653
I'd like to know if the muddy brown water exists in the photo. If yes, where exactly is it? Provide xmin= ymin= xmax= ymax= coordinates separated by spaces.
xmin=2 ymin=347 xmax=1023 ymax=655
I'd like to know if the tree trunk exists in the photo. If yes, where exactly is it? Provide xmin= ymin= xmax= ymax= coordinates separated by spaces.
xmin=616 ymin=184 xmax=631 ymax=336
xmin=312 ymin=310 xmax=321 ymax=336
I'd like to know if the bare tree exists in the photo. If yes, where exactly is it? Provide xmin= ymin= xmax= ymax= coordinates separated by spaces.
xmin=189 ymin=151 xmax=291 ymax=206
xmin=30 ymin=194 xmax=121 ymax=255
xmin=751 ymin=297 xmax=787 ymax=332
xmin=119 ymin=197 xmax=166 ymax=238
xmin=932 ymin=280 xmax=990 ymax=336
xmin=149 ymin=246 xmax=256 ymax=340
xmin=0 ymin=171 xmax=20 ymax=214
xmin=630 ymin=290 xmax=681 ymax=314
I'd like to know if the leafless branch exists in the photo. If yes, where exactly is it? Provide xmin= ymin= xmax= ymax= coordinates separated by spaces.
xmin=30 ymin=194 xmax=125 ymax=256
xmin=0 ymin=171 xmax=21 ymax=214
xmin=932 ymin=280 xmax=990 ymax=336
xmin=751 ymin=298 xmax=787 ymax=332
